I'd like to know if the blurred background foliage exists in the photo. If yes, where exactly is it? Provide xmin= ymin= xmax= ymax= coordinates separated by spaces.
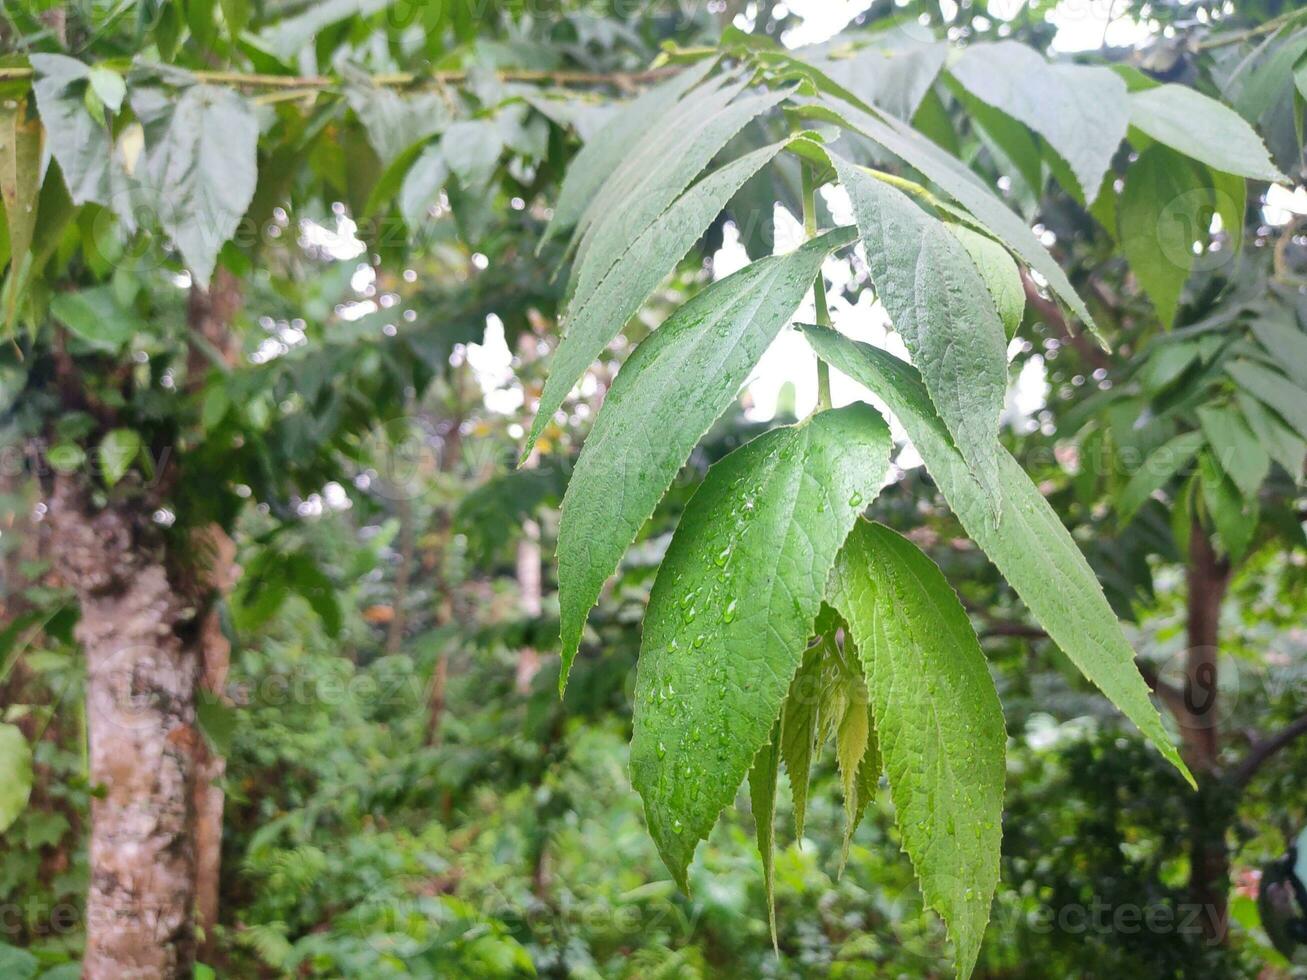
xmin=1 ymin=0 xmax=1306 ymax=977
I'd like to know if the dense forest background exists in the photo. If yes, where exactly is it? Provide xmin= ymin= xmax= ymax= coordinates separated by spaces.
xmin=2 ymin=0 xmax=1306 ymax=977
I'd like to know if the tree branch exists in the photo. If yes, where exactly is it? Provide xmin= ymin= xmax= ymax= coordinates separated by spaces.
xmin=0 ymin=64 xmax=680 ymax=90
xmin=1231 ymin=714 xmax=1307 ymax=788
xmin=1020 ymin=269 xmax=1109 ymax=370
xmin=973 ymin=610 xmax=1188 ymax=721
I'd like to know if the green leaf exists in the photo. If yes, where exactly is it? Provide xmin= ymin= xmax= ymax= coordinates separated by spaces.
xmin=1229 ymin=26 xmax=1307 ymax=123
xmin=49 ymin=286 xmax=137 ymax=350
xmin=828 ymin=520 xmax=1004 ymax=980
xmin=0 ymin=99 xmax=42 ymax=280
xmin=947 ymin=224 xmax=1025 ymax=341
xmin=568 ymin=83 xmax=790 ymax=311
xmin=346 ymin=86 xmax=450 ymax=167
xmin=808 ymin=37 xmax=947 ymax=121
xmin=524 ymin=140 xmax=791 ymax=458
xmin=949 ymin=42 xmax=1128 ymax=202
xmin=0 ymin=942 xmax=37 ymax=980
xmin=779 ymin=641 xmax=823 ymax=838
xmin=1210 ymin=169 xmax=1246 ymax=264
xmin=1235 ymin=391 xmax=1305 ymax=481
xmin=30 ymin=54 xmax=112 ymax=206
xmin=556 ymin=226 xmax=856 ymax=688
xmin=831 ymin=653 xmax=875 ymax=869
xmin=98 ymin=428 xmax=142 ymax=488
xmin=47 ymin=443 xmax=85 ymax=474
xmin=0 ymin=722 xmax=33 ymax=834
xmin=1119 ymin=145 xmax=1208 ymax=327
xmin=747 ymin=719 xmax=781 ymax=949
xmin=196 ymin=689 xmax=237 ymax=756
xmin=1226 ymin=359 xmax=1307 ymax=440
xmin=144 ymin=84 xmax=259 ymax=288
xmin=806 ymin=99 xmax=1101 ymax=341
xmin=87 ymin=66 xmax=126 ymax=114
xmin=1197 ymin=405 xmax=1269 ymax=499
xmin=397 ymin=143 xmax=449 ymax=229
xmin=1250 ymin=312 xmax=1307 ymax=388
xmin=1116 ymin=430 xmax=1205 ymax=525
xmin=799 ymin=324 xmax=1192 ymax=785
xmin=1198 ymin=451 xmax=1257 ymax=560
xmin=440 ymin=119 xmax=503 ymax=192
xmin=631 ymin=403 xmax=892 ymax=889
xmin=1128 ymin=84 xmax=1284 ymax=182
xmin=830 ymin=152 xmax=1007 ymax=517
xmin=541 ymin=59 xmax=716 ymax=249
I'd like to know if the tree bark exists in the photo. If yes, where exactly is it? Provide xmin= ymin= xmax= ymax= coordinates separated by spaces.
xmin=47 ymin=475 xmax=200 ymax=979
xmin=192 ymin=527 xmax=237 ymax=962
xmin=1181 ymin=520 xmax=1232 ymax=945
xmin=185 ymin=268 xmax=243 ymax=959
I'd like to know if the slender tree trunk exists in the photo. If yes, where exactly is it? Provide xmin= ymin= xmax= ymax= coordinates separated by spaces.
xmin=192 ymin=527 xmax=237 ymax=961
xmin=1181 ymin=520 xmax=1232 ymax=944
xmin=185 ymin=270 xmax=243 ymax=958
xmin=47 ymin=475 xmax=201 ymax=979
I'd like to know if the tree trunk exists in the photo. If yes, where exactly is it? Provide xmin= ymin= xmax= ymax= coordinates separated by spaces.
xmin=192 ymin=527 xmax=237 ymax=962
xmin=47 ymin=475 xmax=200 ymax=979
xmin=1181 ymin=520 xmax=1232 ymax=945
xmin=185 ymin=268 xmax=243 ymax=959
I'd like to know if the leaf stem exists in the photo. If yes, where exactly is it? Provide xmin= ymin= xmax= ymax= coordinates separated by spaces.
xmin=801 ymin=161 xmax=833 ymax=413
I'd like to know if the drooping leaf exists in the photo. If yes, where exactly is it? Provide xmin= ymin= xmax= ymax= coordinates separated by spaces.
xmin=830 ymin=152 xmax=1007 ymax=517
xmin=1116 ymin=430 xmax=1205 ymax=525
xmin=49 ymin=286 xmax=137 ymax=350
xmin=87 ymin=66 xmax=126 ymax=115
xmin=1250 ymin=312 xmax=1307 ymax=388
xmin=799 ymin=324 xmax=1192 ymax=785
xmin=1227 ymin=25 xmax=1307 ymax=123
xmin=1127 ymin=84 xmax=1284 ymax=182
xmin=541 ymin=59 xmax=717 ymax=249
xmin=947 ymin=224 xmax=1025 ymax=341
xmin=0 ymin=99 xmax=42 ymax=281
xmin=30 ymin=54 xmax=112 ymax=206
xmin=747 ymin=720 xmax=781 ymax=949
xmin=806 ymin=37 xmax=947 ymax=120
xmin=259 ymin=0 xmax=398 ymax=58
xmin=1119 ymin=145 xmax=1209 ymax=327
xmin=831 ymin=654 xmax=875 ymax=869
xmin=0 ymin=723 xmax=32 ymax=834
xmin=1197 ymin=404 xmax=1270 ymax=499
xmin=440 ymin=119 xmax=504 ymax=192
xmin=1235 ymin=391 xmax=1305 ymax=481
xmin=556 ymin=226 xmax=856 ymax=687
xmin=1226 ymin=359 xmax=1307 ymax=440
xmin=143 ymin=84 xmax=259 ymax=287
xmin=805 ymin=99 xmax=1101 ymax=340
xmin=346 ymin=86 xmax=451 ymax=166
xmin=779 ymin=641 xmax=823 ymax=838
xmin=570 ymin=85 xmax=791 ymax=311
xmin=1198 ymin=451 xmax=1257 ymax=559
xmin=631 ymin=403 xmax=892 ymax=889
xmin=98 ymin=428 xmax=143 ymax=488
xmin=828 ymin=520 xmax=1004 ymax=980
xmin=950 ymin=42 xmax=1128 ymax=202
xmin=397 ymin=143 xmax=449 ymax=229
xmin=524 ymin=140 xmax=791 ymax=457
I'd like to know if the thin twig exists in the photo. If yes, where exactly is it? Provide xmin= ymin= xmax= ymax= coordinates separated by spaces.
xmin=1196 ymin=7 xmax=1307 ymax=50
